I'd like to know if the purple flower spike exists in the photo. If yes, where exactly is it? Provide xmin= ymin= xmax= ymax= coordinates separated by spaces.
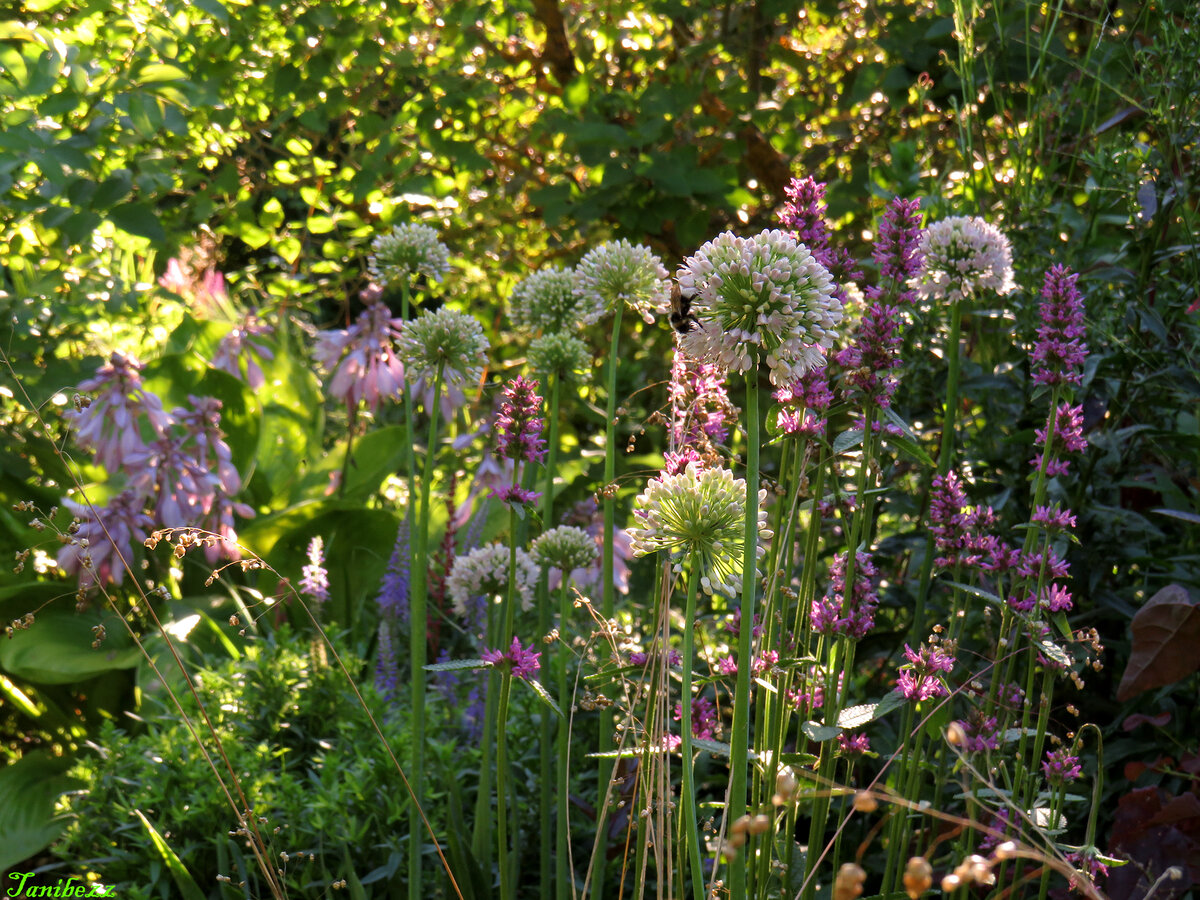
xmin=496 ymin=376 xmax=547 ymax=465
xmin=873 ymin=197 xmax=924 ymax=291
xmin=1031 ymin=265 xmax=1087 ymax=387
xmin=1030 ymin=403 xmax=1087 ymax=473
xmin=300 ymin=536 xmax=330 ymax=605
xmin=1043 ymin=747 xmax=1082 ymax=785
xmin=897 ymin=642 xmax=955 ymax=701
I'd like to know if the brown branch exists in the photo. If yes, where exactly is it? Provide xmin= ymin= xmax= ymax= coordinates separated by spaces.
xmin=531 ymin=0 xmax=577 ymax=86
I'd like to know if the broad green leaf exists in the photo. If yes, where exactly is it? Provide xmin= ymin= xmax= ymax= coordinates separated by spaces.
xmin=801 ymin=720 xmax=841 ymax=742
xmin=134 ymin=809 xmax=208 ymax=900
xmin=0 ymin=608 xmax=141 ymax=685
xmin=0 ymin=751 xmax=79 ymax=872
xmin=137 ymin=63 xmax=188 ymax=84
xmin=108 ymin=201 xmax=166 ymax=242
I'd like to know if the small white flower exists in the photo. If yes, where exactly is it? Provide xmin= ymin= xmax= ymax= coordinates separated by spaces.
xmin=628 ymin=463 xmax=772 ymax=597
xmin=913 ymin=215 xmax=1014 ymax=303
xmin=678 ymin=229 xmax=842 ymax=385
xmin=369 ymin=223 xmax=452 ymax=285
xmin=573 ymin=239 xmax=672 ymax=324
xmin=448 ymin=543 xmax=538 ymax=617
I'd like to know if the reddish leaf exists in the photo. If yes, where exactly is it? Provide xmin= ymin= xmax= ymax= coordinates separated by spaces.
xmin=1123 ymin=711 xmax=1173 ymax=731
xmin=1148 ymin=793 xmax=1200 ymax=827
xmin=1117 ymin=585 xmax=1200 ymax=701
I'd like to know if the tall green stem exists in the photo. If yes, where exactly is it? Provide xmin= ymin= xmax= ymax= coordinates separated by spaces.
xmin=539 ymin=372 xmax=561 ymax=900
xmin=680 ymin=558 xmax=705 ymax=900
xmin=556 ymin=576 xmax=574 ymax=900
xmin=592 ymin=304 xmax=623 ymax=900
xmin=911 ymin=298 xmax=965 ymax=642
xmin=408 ymin=361 xmax=444 ymax=900
xmin=727 ymin=365 xmax=761 ymax=899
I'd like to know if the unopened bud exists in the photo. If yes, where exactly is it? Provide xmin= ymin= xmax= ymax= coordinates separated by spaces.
xmin=904 ymin=857 xmax=932 ymax=899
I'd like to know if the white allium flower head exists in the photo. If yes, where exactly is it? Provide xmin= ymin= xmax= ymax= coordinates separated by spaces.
xmin=369 ymin=223 xmax=452 ymax=286
xmin=628 ymin=462 xmax=772 ymax=597
xmin=913 ymin=215 xmax=1014 ymax=303
xmin=531 ymin=525 xmax=599 ymax=572
xmin=398 ymin=307 xmax=489 ymax=390
xmin=510 ymin=266 xmax=604 ymax=333
xmin=677 ymin=229 xmax=842 ymax=386
xmin=448 ymin=543 xmax=538 ymax=616
xmin=528 ymin=332 xmax=592 ymax=382
xmin=573 ymin=239 xmax=672 ymax=324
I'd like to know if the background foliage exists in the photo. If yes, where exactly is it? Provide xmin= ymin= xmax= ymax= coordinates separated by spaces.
xmin=1 ymin=0 xmax=1198 ymax=895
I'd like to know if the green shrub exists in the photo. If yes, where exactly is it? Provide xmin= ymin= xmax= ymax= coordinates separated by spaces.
xmin=55 ymin=629 xmax=468 ymax=898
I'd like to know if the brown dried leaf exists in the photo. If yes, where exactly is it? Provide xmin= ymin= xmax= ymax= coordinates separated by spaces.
xmin=1117 ymin=585 xmax=1200 ymax=702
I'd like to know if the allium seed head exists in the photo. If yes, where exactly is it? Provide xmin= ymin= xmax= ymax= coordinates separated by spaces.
xmin=531 ymin=525 xmax=599 ymax=573
xmin=913 ymin=216 xmax=1014 ymax=303
xmin=510 ymin=266 xmax=605 ymax=333
xmin=398 ymin=307 xmax=489 ymax=392
xmin=368 ymin=223 xmax=451 ymax=285
xmin=527 ymin=332 xmax=592 ymax=382
xmin=573 ymin=239 xmax=672 ymax=324
xmin=628 ymin=462 xmax=771 ymax=596
xmin=677 ymin=229 xmax=842 ymax=385
xmin=448 ymin=543 xmax=538 ymax=617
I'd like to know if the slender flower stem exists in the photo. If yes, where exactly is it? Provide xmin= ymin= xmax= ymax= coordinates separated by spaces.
xmin=593 ymin=303 xmax=623 ymax=900
xmin=408 ymin=360 xmax=444 ymax=900
xmin=540 ymin=373 xmax=561 ymax=900
xmin=497 ymin=673 xmax=516 ymax=900
xmin=727 ymin=363 xmax=761 ymax=899
xmin=879 ymin=702 xmax=917 ymax=896
xmin=556 ymin=575 xmax=574 ymax=900
xmin=911 ymin=298 xmax=965 ymax=642
xmin=680 ymin=557 xmax=705 ymax=900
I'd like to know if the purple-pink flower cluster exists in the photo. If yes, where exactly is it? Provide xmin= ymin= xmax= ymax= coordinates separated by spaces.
xmin=774 ymin=370 xmax=833 ymax=437
xmin=674 ymin=696 xmax=718 ymax=740
xmin=67 ymin=351 xmax=171 ymax=471
xmin=872 ymin=197 xmax=924 ymax=299
xmin=1043 ymin=747 xmax=1082 ymax=785
xmin=496 ymin=376 xmax=547 ymax=464
xmin=897 ymin=642 xmax=955 ymax=701
xmin=1031 ymin=403 xmax=1087 ymax=475
xmin=810 ymin=551 xmax=878 ymax=639
xmin=668 ymin=349 xmax=736 ymax=462
xmin=483 ymin=636 xmax=542 ymax=680
xmin=1031 ymin=265 xmax=1087 ymax=387
xmin=778 ymin=177 xmax=862 ymax=303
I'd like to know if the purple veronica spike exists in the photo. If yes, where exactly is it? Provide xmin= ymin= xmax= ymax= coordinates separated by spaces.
xmin=1031 ymin=265 xmax=1087 ymax=387
xmin=376 ymin=516 xmax=411 ymax=623
xmin=300 ymin=536 xmax=330 ymax=605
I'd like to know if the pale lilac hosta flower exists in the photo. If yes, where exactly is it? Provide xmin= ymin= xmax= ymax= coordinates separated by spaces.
xmin=57 ymin=491 xmax=154 ymax=589
xmin=1031 ymin=265 xmax=1087 ymax=387
xmin=527 ymin=332 xmax=592 ymax=383
xmin=368 ymin=223 xmax=451 ymax=286
xmin=482 ymin=636 xmax=541 ymax=681
xmin=628 ymin=462 xmax=771 ymax=596
xmin=300 ymin=536 xmax=330 ymax=605
xmin=677 ymin=229 xmax=842 ymax=385
xmin=913 ymin=215 xmax=1014 ymax=304
xmin=211 ymin=315 xmax=274 ymax=390
xmin=573 ymin=239 xmax=672 ymax=324
xmin=510 ymin=267 xmax=605 ymax=333
xmin=313 ymin=302 xmax=406 ymax=412
xmin=67 ymin=351 xmax=171 ymax=472
xmin=398 ymin=307 xmax=489 ymax=396
xmin=448 ymin=543 xmax=538 ymax=618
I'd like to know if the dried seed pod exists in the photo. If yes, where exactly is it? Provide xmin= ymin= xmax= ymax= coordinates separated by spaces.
xmin=833 ymin=862 xmax=867 ymax=900
xmin=852 ymin=791 xmax=878 ymax=813
xmin=904 ymin=856 xmax=933 ymax=899
xmin=730 ymin=814 xmax=752 ymax=836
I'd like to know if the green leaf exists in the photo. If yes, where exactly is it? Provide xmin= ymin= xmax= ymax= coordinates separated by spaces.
xmin=0 ymin=609 xmax=141 ymax=684
xmin=944 ymin=581 xmax=1005 ymax=607
xmin=108 ymin=201 xmax=166 ymax=242
xmin=521 ymin=677 xmax=563 ymax=719
xmin=137 ymin=63 xmax=188 ymax=84
xmin=134 ymin=809 xmax=208 ymax=900
xmin=0 ymin=750 xmax=78 ymax=872
xmin=801 ymin=720 xmax=841 ymax=742
xmin=837 ymin=692 xmax=905 ymax=729
xmin=833 ymin=428 xmax=863 ymax=455
xmin=425 ymin=658 xmax=490 ymax=672
xmin=260 ymin=196 xmax=284 ymax=228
